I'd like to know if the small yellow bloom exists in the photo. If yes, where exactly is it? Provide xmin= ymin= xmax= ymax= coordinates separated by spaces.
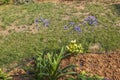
xmin=71 ymin=40 xmax=76 ymax=43
xmin=81 ymin=70 xmax=86 ymax=75
xmin=66 ymin=46 xmax=69 ymax=50
xmin=0 ymin=68 xmax=1 ymax=72
xmin=74 ymin=44 xmax=77 ymax=47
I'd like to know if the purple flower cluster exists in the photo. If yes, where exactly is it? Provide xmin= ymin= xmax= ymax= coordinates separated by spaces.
xmin=69 ymin=22 xmax=75 ymax=26
xmin=35 ymin=15 xmax=98 ymax=32
xmin=35 ymin=18 xmax=39 ymax=30
xmin=64 ymin=21 xmax=81 ymax=32
xmin=40 ymin=17 xmax=49 ymax=27
xmin=64 ymin=16 xmax=98 ymax=33
xmin=74 ymin=25 xmax=81 ymax=32
xmin=64 ymin=25 xmax=69 ymax=30
xmin=35 ymin=16 xmax=50 ymax=28
xmin=84 ymin=16 xmax=98 ymax=25
xmin=35 ymin=18 xmax=39 ymax=24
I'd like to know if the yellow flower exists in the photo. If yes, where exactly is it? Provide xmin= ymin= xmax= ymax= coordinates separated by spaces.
xmin=74 ymin=44 xmax=77 ymax=47
xmin=0 ymin=68 xmax=2 ymax=72
xmin=71 ymin=40 xmax=76 ymax=43
xmin=81 ymin=70 xmax=86 ymax=75
xmin=66 ymin=46 xmax=69 ymax=50
xmin=66 ymin=40 xmax=84 ymax=54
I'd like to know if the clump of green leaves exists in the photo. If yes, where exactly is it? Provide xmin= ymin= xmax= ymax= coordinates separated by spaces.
xmin=68 ymin=71 xmax=104 ymax=80
xmin=35 ymin=47 xmax=76 ymax=80
xmin=66 ymin=40 xmax=84 ymax=54
xmin=0 ymin=68 xmax=12 ymax=80
xmin=77 ymin=71 xmax=104 ymax=80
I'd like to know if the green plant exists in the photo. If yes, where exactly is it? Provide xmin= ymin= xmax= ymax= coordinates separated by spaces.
xmin=66 ymin=40 xmax=84 ymax=54
xmin=68 ymin=71 xmax=104 ymax=80
xmin=35 ymin=47 xmax=76 ymax=80
xmin=2 ymin=0 xmax=9 ymax=4
xmin=0 ymin=68 xmax=12 ymax=80
xmin=78 ymin=71 xmax=104 ymax=80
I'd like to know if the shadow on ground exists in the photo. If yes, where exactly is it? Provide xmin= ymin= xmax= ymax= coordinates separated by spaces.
xmin=112 ymin=3 xmax=120 ymax=15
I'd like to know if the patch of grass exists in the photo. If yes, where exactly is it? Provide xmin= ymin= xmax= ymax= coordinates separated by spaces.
xmin=0 ymin=2 xmax=120 ymax=68
xmin=0 ymin=2 xmax=68 ymax=28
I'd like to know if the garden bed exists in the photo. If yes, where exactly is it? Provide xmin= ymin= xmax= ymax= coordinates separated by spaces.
xmin=8 ymin=52 xmax=120 ymax=80
xmin=0 ymin=1 xmax=120 ymax=80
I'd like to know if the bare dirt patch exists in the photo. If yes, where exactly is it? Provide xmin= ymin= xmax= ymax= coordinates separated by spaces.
xmin=61 ymin=53 xmax=120 ymax=80
xmin=0 ymin=24 xmax=39 ymax=36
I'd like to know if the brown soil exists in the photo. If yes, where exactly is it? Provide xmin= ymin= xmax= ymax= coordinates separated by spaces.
xmin=61 ymin=53 xmax=120 ymax=80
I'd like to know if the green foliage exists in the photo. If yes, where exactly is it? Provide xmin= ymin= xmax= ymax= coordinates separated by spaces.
xmin=1 ymin=0 xmax=9 ymax=4
xmin=68 ymin=71 xmax=104 ymax=80
xmin=77 ymin=71 xmax=104 ymax=80
xmin=0 ymin=69 xmax=12 ymax=80
xmin=66 ymin=40 xmax=84 ymax=54
xmin=35 ymin=47 xmax=76 ymax=80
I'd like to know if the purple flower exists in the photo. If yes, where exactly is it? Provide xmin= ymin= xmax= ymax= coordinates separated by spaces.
xmin=84 ymin=16 xmax=96 ymax=21
xmin=84 ymin=16 xmax=98 ymax=25
xmin=69 ymin=22 xmax=75 ymax=26
xmin=40 ymin=17 xmax=50 ymax=27
xmin=74 ymin=26 xmax=81 ymax=32
xmin=35 ymin=18 xmax=39 ymax=25
xmin=93 ymin=21 xmax=98 ymax=25
xmin=44 ymin=22 xmax=49 ymax=27
xmin=43 ymin=19 xmax=49 ymax=23
xmin=43 ymin=19 xmax=49 ymax=27
xmin=64 ymin=25 xmax=68 ymax=29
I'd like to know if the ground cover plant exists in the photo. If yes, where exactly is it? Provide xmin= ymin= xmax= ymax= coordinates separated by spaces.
xmin=0 ymin=0 xmax=120 ymax=80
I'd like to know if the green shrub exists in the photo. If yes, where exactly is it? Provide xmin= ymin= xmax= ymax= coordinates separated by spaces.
xmin=35 ymin=47 xmax=76 ymax=80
